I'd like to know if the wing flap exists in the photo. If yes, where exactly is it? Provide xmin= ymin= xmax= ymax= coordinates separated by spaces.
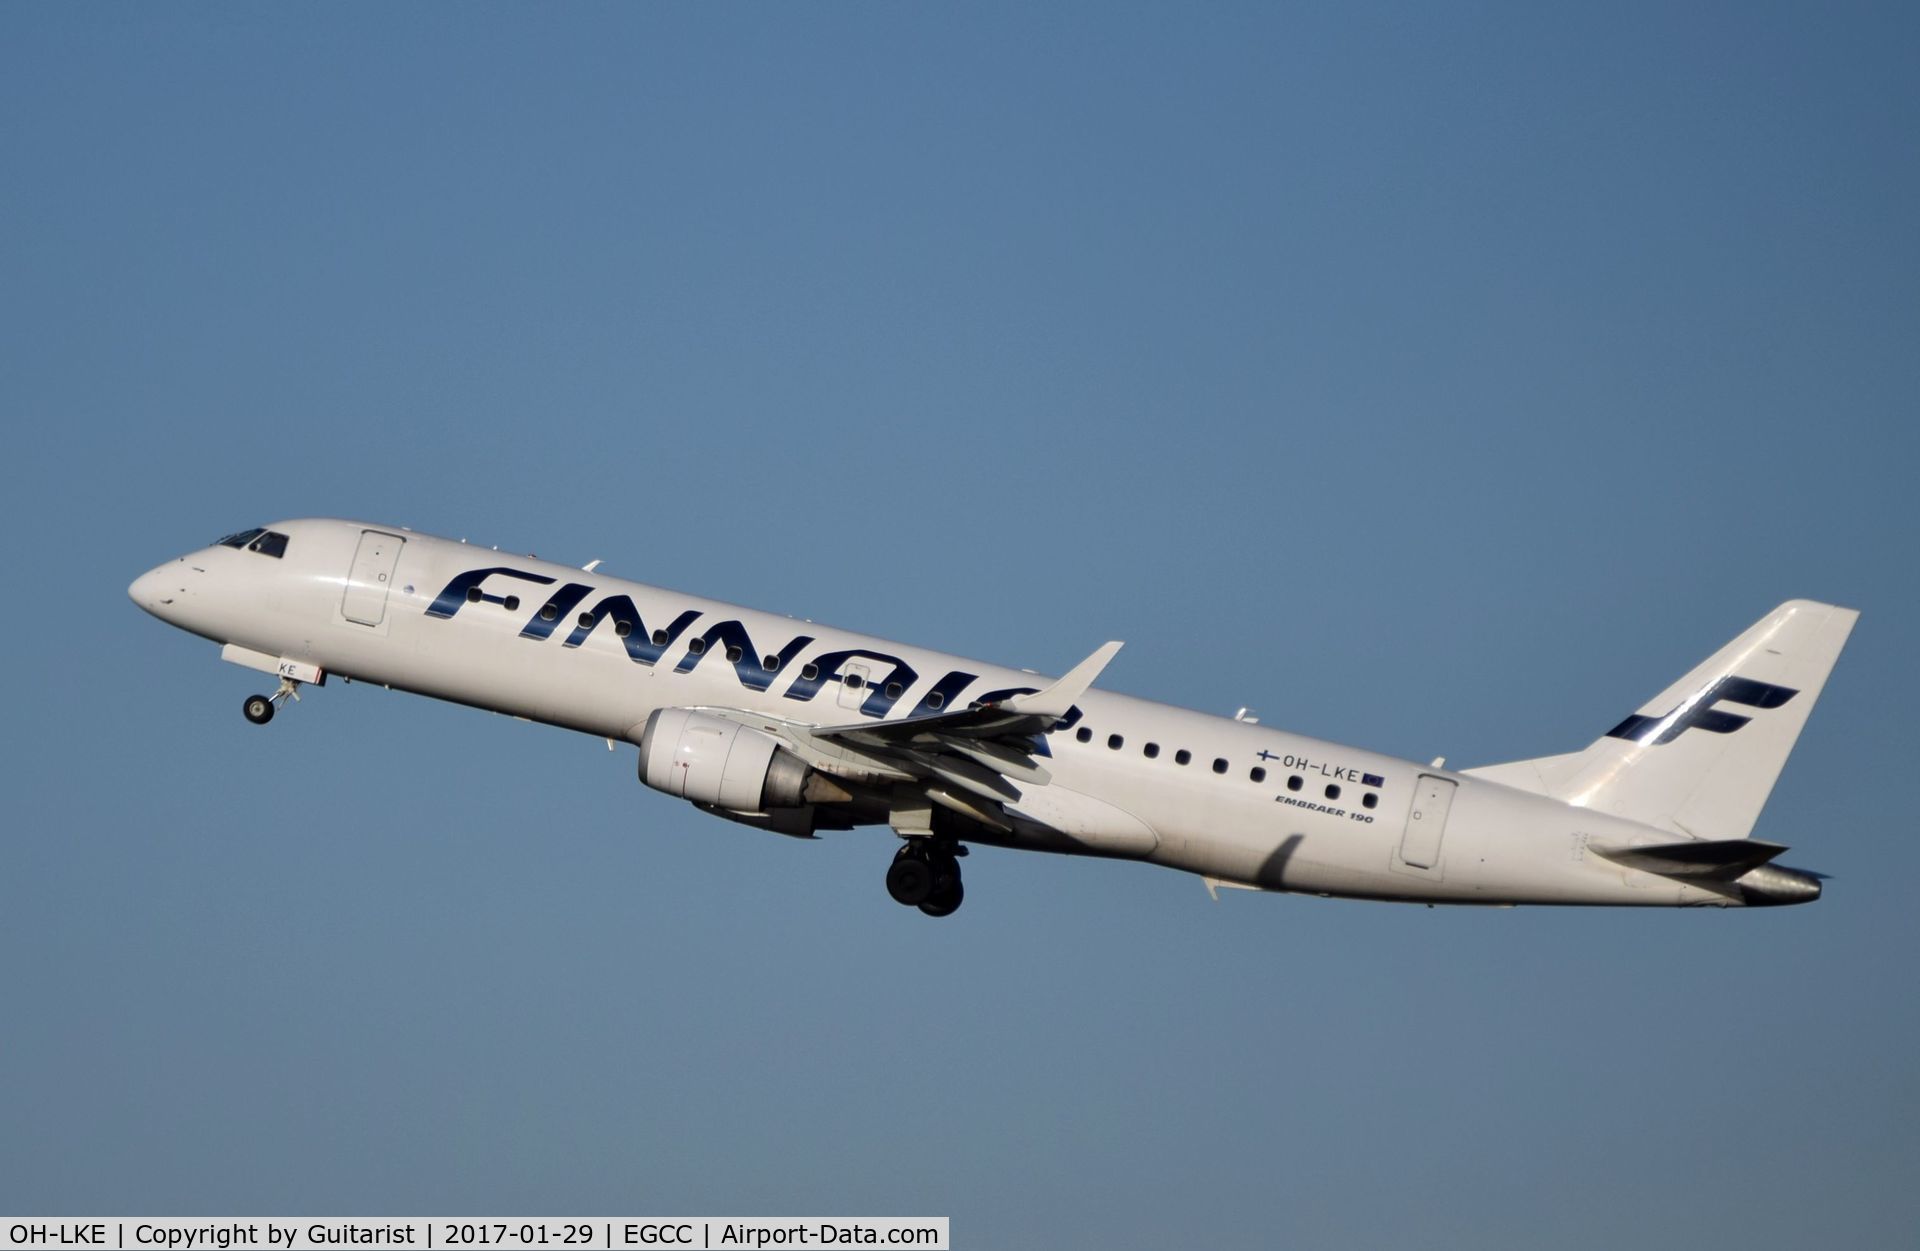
xmin=931 ymin=733 xmax=1052 ymax=784
xmin=925 ymin=784 xmax=1014 ymax=832
xmin=900 ymin=748 xmax=1024 ymax=804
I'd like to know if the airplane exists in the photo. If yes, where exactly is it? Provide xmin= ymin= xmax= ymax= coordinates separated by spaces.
xmin=129 ymin=518 xmax=1856 ymax=916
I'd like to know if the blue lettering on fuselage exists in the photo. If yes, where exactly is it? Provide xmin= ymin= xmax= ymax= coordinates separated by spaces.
xmin=675 ymin=620 xmax=816 ymax=692
xmin=519 ymin=583 xmax=595 ymax=640
xmin=908 ymin=670 xmax=979 ymax=718
xmin=426 ymin=566 xmax=1085 ymax=728
xmin=564 ymin=596 xmax=701 ymax=665
xmin=426 ymin=566 xmax=557 ymax=618
xmin=782 ymin=648 xmax=919 ymax=717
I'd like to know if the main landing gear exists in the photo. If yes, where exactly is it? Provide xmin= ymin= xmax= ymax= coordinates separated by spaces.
xmin=886 ymin=840 xmax=966 ymax=917
xmin=242 ymin=676 xmax=304 ymax=726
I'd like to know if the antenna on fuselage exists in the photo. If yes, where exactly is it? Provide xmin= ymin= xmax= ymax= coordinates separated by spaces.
xmin=583 ymin=559 xmax=603 ymax=572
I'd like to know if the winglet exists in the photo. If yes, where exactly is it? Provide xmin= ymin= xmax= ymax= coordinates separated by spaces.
xmin=1002 ymin=641 xmax=1124 ymax=719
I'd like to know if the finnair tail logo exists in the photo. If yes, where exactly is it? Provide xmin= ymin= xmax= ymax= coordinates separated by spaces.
xmin=1606 ymin=676 xmax=1799 ymax=746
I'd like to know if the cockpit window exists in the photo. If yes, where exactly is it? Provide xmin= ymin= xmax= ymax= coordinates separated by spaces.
xmin=213 ymin=527 xmax=289 ymax=558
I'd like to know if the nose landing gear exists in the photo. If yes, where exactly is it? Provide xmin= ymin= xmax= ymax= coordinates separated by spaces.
xmin=242 ymin=676 xmax=304 ymax=725
xmin=886 ymin=840 xmax=967 ymax=917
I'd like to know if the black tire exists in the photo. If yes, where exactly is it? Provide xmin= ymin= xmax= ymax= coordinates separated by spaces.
xmin=885 ymin=854 xmax=935 ymax=906
xmin=243 ymin=695 xmax=275 ymax=725
xmin=919 ymin=878 xmax=965 ymax=918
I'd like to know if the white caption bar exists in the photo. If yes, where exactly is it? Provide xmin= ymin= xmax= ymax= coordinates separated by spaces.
xmin=0 ymin=1222 xmax=948 ymax=1251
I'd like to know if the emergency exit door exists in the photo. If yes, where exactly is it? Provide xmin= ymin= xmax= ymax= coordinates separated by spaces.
xmin=838 ymin=662 xmax=873 ymax=710
xmin=342 ymin=530 xmax=405 ymax=626
xmin=1398 ymin=774 xmax=1457 ymax=870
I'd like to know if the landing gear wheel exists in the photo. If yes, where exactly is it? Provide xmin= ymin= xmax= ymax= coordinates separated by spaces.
xmin=243 ymin=694 xmax=275 ymax=725
xmin=919 ymin=877 xmax=965 ymax=918
xmin=886 ymin=852 xmax=936 ymax=906
xmin=887 ymin=840 xmax=967 ymax=913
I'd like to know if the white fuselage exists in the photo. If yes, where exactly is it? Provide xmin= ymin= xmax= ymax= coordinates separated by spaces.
xmin=129 ymin=519 xmax=1759 ymax=908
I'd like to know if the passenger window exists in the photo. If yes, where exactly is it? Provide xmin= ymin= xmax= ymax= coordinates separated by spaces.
xmin=1175 ymin=749 xmax=1191 ymax=765
xmin=614 ymin=620 xmax=632 ymax=638
xmin=578 ymin=612 xmax=594 ymax=628
xmin=1108 ymin=734 xmax=1124 ymax=750
xmin=652 ymin=629 xmax=669 ymax=646
xmin=688 ymin=637 xmax=707 ymax=654
xmin=885 ymin=681 xmax=903 ymax=699
xmin=1288 ymin=775 xmax=1302 ymax=792
xmin=1325 ymin=784 xmax=1341 ymax=800
xmin=1250 ymin=767 xmax=1266 ymax=783
xmin=844 ymin=673 xmax=864 ymax=690
xmin=502 ymin=596 xmax=520 ymax=612
xmin=763 ymin=655 xmax=781 ymax=672
xmin=469 ymin=587 xmax=484 ymax=603
xmin=1362 ymin=793 xmax=1378 ymax=809
xmin=928 ymin=692 xmax=945 ymax=710
xmin=802 ymin=663 xmax=820 ymax=681
xmin=1076 ymin=727 xmax=1093 ymax=743
xmin=725 ymin=645 xmax=744 ymax=663
xmin=1144 ymin=743 xmax=1160 ymax=759
xmin=540 ymin=604 xmax=558 ymax=621
xmin=1212 ymin=758 xmax=1228 ymax=774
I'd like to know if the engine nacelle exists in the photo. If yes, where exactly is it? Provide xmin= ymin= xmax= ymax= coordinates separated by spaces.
xmin=694 ymin=801 xmax=820 ymax=840
xmin=638 ymin=708 xmax=811 ymax=812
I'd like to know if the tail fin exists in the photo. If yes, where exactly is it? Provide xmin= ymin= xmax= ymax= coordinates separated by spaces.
xmin=1464 ymin=600 xmax=1858 ymax=839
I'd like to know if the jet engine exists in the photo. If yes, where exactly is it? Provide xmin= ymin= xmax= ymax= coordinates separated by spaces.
xmin=637 ymin=708 xmax=816 ymax=812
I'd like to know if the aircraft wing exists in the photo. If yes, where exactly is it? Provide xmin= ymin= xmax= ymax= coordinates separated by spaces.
xmin=802 ymin=641 xmax=1123 ymax=830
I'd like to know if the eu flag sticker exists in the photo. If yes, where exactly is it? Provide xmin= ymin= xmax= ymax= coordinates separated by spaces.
xmin=1362 ymin=772 xmax=1385 ymax=788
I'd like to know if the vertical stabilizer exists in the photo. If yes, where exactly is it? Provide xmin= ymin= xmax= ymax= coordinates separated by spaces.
xmin=1464 ymin=601 xmax=1858 ymax=839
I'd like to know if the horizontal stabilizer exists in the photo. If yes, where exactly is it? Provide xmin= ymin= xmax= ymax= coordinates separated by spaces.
xmin=1593 ymin=838 xmax=1789 ymax=882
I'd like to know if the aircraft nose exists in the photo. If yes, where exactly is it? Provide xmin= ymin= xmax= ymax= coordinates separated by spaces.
xmin=129 ymin=563 xmax=179 ymax=616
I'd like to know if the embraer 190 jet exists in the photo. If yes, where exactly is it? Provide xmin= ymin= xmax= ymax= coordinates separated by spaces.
xmin=130 ymin=519 xmax=1854 ymax=916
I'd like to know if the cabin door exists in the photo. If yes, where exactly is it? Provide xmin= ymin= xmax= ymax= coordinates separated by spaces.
xmin=1398 ymin=775 xmax=1457 ymax=869
xmin=342 ymin=530 xmax=405 ymax=626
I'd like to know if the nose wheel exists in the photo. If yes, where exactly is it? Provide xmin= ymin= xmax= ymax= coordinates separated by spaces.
xmin=886 ymin=840 xmax=966 ymax=916
xmin=242 ymin=676 xmax=304 ymax=726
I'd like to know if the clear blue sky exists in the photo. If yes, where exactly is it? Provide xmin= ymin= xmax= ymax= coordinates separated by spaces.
xmin=4 ymin=4 xmax=1916 ymax=1246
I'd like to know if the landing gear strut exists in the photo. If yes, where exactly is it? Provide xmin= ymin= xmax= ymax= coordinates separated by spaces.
xmin=242 ymin=676 xmax=303 ymax=726
xmin=886 ymin=840 xmax=966 ymax=917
